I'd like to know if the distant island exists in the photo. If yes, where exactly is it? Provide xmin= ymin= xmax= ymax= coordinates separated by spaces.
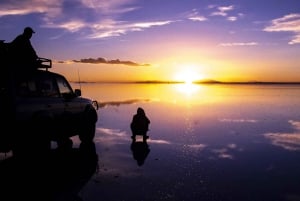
xmin=194 ymin=80 xmax=300 ymax=85
xmin=133 ymin=80 xmax=300 ymax=85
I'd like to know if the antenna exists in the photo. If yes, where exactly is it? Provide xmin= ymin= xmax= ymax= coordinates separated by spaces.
xmin=77 ymin=69 xmax=82 ymax=91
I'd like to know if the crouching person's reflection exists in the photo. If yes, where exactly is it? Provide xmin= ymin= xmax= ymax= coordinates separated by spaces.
xmin=131 ymin=140 xmax=150 ymax=166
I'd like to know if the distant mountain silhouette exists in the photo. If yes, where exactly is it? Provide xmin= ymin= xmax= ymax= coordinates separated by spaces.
xmin=194 ymin=80 xmax=300 ymax=85
xmin=135 ymin=79 xmax=300 ymax=85
xmin=193 ymin=79 xmax=221 ymax=84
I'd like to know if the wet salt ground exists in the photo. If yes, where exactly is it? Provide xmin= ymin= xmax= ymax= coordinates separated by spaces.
xmin=1 ymin=84 xmax=300 ymax=201
xmin=80 ymin=114 xmax=300 ymax=201
xmin=0 ymin=141 xmax=98 ymax=201
xmin=80 ymin=83 xmax=300 ymax=201
xmin=77 ymin=133 xmax=300 ymax=201
xmin=1 ymin=131 xmax=300 ymax=201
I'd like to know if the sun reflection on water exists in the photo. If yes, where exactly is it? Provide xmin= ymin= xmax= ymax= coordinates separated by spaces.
xmin=174 ymin=83 xmax=201 ymax=96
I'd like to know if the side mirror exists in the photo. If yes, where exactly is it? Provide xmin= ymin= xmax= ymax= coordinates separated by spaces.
xmin=74 ymin=89 xmax=81 ymax=96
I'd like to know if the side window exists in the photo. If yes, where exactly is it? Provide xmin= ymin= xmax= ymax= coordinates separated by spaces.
xmin=56 ymin=77 xmax=73 ymax=95
xmin=17 ymin=74 xmax=60 ymax=98
xmin=17 ymin=80 xmax=38 ymax=97
xmin=37 ymin=77 xmax=59 ymax=97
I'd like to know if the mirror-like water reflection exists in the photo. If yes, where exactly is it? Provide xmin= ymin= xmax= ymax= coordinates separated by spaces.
xmin=2 ymin=83 xmax=300 ymax=201
xmin=75 ymin=83 xmax=300 ymax=201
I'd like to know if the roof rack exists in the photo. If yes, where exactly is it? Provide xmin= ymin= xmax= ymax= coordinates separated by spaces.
xmin=37 ymin=57 xmax=52 ymax=71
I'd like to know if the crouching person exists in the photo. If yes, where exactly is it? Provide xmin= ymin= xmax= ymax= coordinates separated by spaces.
xmin=130 ymin=107 xmax=150 ymax=142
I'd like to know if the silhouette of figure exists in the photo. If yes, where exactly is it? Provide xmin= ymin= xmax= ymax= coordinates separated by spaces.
xmin=10 ymin=27 xmax=39 ymax=71
xmin=130 ymin=107 xmax=150 ymax=142
xmin=131 ymin=141 xmax=150 ymax=166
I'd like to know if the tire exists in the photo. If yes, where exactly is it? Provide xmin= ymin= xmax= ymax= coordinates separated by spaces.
xmin=13 ymin=117 xmax=52 ymax=158
xmin=79 ymin=107 xmax=97 ymax=143
xmin=79 ymin=121 xmax=96 ymax=143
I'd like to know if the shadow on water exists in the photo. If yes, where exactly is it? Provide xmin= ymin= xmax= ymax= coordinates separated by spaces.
xmin=0 ymin=141 xmax=98 ymax=201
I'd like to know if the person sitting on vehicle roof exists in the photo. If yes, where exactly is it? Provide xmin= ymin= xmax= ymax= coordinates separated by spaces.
xmin=10 ymin=27 xmax=39 ymax=71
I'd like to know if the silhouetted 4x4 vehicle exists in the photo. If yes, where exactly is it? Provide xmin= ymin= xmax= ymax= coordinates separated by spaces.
xmin=0 ymin=40 xmax=98 ymax=156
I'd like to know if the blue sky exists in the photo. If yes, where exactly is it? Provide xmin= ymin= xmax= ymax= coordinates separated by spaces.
xmin=1 ymin=0 xmax=300 ymax=82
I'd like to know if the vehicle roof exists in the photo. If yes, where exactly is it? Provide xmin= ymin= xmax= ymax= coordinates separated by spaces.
xmin=28 ymin=69 xmax=66 ymax=79
xmin=10 ymin=69 xmax=67 ymax=84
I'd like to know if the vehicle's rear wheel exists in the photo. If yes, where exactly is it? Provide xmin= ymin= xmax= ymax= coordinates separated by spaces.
xmin=12 ymin=130 xmax=51 ymax=158
xmin=12 ymin=118 xmax=52 ymax=158
xmin=56 ymin=137 xmax=73 ymax=150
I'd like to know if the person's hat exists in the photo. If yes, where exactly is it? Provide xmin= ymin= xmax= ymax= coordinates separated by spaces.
xmin=24 ymin=27 xmax=35 ymax=34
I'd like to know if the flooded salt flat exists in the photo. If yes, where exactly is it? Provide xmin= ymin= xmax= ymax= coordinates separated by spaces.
xmin=76 ymin=83 xmax=300 ymax=201
xmin=1 ymin=83 xmax=300 ymax=201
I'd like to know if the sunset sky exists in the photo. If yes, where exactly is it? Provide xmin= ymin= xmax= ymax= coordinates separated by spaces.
xmin=0 ymin=0 xmax=300 ymax=82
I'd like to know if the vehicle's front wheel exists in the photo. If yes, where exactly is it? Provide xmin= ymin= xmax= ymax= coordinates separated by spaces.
xmin=79 ymin=121 xmax=96 ymax=143
xmin=78 ymin=108 xmax=97 ymax=143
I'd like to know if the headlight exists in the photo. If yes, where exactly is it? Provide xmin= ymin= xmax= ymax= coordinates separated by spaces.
xmin=92 ymin=100 xmax=99 ymax=110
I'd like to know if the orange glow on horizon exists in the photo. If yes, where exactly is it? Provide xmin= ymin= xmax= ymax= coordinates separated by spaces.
xmin=53 ymin=59 xmax=300 ymax=83
xmin=173 ymin=64 xmax=205 ymax=83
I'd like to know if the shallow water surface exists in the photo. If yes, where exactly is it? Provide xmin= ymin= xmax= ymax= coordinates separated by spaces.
xmin=2 ymin=83 xmax=300 ymax=201
xmin=73 ymin=83 xmax=300 ymax=201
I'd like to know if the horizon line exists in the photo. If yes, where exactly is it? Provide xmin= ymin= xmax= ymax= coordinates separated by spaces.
xmin=70 ymin=80 xmax=300 ymax=85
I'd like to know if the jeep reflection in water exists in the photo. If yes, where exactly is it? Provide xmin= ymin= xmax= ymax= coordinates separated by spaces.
xmin=0 ymin=40 xmax=98 ymax=156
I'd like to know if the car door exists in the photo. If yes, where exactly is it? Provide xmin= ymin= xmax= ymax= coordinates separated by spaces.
xmin=55 ymin=75 xmax=84 ymax=119
xmin=15 ymin=73 xmax=64 ymax=121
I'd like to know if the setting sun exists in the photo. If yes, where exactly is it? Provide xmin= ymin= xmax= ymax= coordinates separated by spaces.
xmin=174 ymin=68 xmax=203 ymax=84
